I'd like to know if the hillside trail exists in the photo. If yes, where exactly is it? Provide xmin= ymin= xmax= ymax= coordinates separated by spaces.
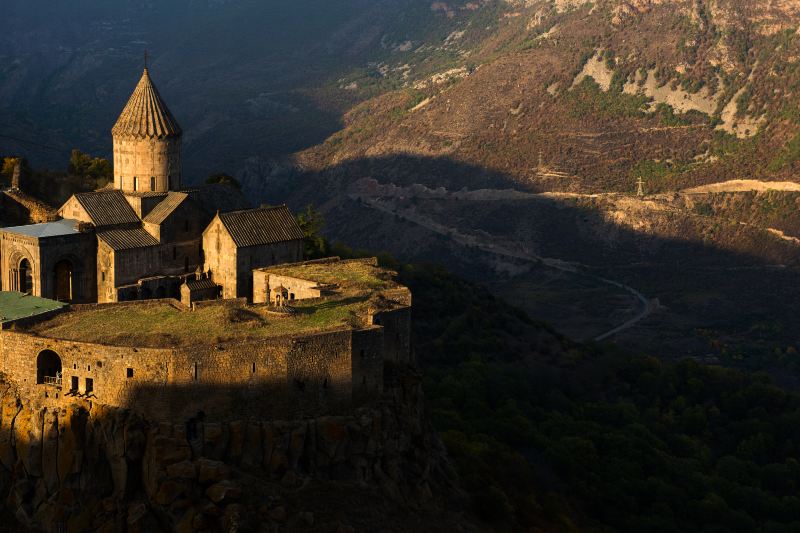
xmin=351 ymin=193 xmax=654 ymax=342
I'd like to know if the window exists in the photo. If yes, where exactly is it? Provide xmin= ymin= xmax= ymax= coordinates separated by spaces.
xmin=252 ymin=363 xmax=256 ymax=374
xmin=193 ymin=363 xmax=198 ymax=381
xmin=101 ymin=272 xmax=106 ymax=282
xmin=126 ymin=368 xmax=134 ymax=378
xmin=133 ymin=177 xmax=138 ymax=191
xmin=70 ymin=376 xmax=78 ymax=391
xmin=184 ymin=220 xmax=189 ymax=232
xmin=85 ymin=378 xmax=93 ymax=394
xmin=290 ymin=293 xmax=295 ymax=300
xmin=87 ymin=365 xmax=90 ymax=371
xmin=150 ymin=176 xmax=155 ymax=191
xmin=172 ymin=247 xmax=176 ymax=260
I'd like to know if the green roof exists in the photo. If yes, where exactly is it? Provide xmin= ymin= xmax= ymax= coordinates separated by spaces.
xmin=0 ymin=292 xmax=66 ymax=324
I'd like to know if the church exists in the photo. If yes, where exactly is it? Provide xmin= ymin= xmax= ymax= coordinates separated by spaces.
xmin=0 ymin=68 xmax=304 ymax=304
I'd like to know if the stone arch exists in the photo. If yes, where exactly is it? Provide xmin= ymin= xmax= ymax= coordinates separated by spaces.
xmin=37 ymin=350 xmax=62 ymax=385
xmin=18 ymin=258 xmax=33 ymax=294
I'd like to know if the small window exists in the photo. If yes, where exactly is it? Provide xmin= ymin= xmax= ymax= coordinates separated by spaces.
xmin=184 ymin=220 xmax=189 ymax=232
xmin=252 ymin=363 xmax=256 ymax=373
xmin=290 ymin=293 xmax=295 ymax=300
xmin=101 ymin=272 xmax=106 ymax=282
xmin=150 ymin=176 xmax=155 ymax=191
xmin=85 ymin=378 xmax=93 ymax=394
xmin=172 ymin=247 xmax=176 ymax=260
xmin=87 ymin=365 xmax=90 ymax=371
xmin=73 ymin=364 xmax=77 ymax=370
xmin=97 ymin=361 xmax=103 ymax=368
xmin=133 ymin=177 xmax=138 ymax=191
xmin=127 ymin=368 xmax=134 ymax=378
xmin=70 ymin=376 xmax=78 ymax=391
xmin=193 ymin=363 xmax=198 ymax=381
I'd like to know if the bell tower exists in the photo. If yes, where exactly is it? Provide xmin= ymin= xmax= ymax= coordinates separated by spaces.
xmin=112 ymin=67 xmax=182 ymax=193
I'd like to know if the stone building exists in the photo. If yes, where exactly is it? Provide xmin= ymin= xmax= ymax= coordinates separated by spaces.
xmin=0 ymin=67 xmax=304 ymax=303
xmin=203 ymin=206 xmax=305 ymax=299
xmin=0 ymin=258 xmax=412 ymax=422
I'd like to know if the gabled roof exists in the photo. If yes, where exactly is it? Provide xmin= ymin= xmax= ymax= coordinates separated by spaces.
xmin=143 ymin=192 xmax=189 ymax=225
xmin=112 ymin=68 xmax=182 ymax=139
xmin=72 ymin=190 xmax=140 ymax=227
xmin=185 ymin=278 xmax=218 ymax=291
xmin=216 ymin=206 xmax=304 ymax=248
xmin=97 ymin=226 xmax=160 ymax=251
xmin=2 ymin=218 xmax=81 ymax=239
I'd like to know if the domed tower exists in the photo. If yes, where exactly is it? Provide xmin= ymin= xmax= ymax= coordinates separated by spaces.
xmin=112 ymin=68 xmax=182 ymax=193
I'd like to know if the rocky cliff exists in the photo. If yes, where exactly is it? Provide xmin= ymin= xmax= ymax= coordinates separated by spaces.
xmin=0 ymin=366 xmax=465 ymax=532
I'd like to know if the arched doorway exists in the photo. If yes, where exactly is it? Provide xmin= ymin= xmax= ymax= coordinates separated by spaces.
xmin=54 ymin=259 xmax=73 ymax=302
xmin=37 ymin=350 xmax=62 ymax=386
xmin=18 ymin=259 xmax=33 ymax=294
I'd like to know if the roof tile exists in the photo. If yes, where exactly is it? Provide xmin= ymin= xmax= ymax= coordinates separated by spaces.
xmin=97 ymin=226 xmax=160 ymax=251
xmin=73 ymin=190 xmax=140 ymax=227
xmin=218 ymin=206 xmax=304 ymax=248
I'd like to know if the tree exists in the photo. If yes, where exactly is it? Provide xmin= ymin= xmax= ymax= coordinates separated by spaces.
xmin=205 ymin=172 xmax=241 ymax=189
xmin=68 ymin=150 xmax=111 ymax=182
xmin=295 ymin=205 xmax=327 ymax=259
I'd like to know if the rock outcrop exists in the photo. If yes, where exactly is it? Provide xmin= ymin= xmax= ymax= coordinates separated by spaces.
xmin=0 ymin=367 xmax=462 ymax=532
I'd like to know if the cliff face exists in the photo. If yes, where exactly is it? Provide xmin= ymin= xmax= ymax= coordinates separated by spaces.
xmin=0 ymin=368 xmax=462 ymax=532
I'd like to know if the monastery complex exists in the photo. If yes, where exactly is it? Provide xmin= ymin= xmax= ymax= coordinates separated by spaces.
xmin=0 ymin=68 xmax=412 ymax=421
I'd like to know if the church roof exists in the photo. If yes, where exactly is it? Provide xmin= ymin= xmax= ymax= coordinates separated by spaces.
xmin=97 ymin=226 xmax=160 ymax=251
xmin=217 ymin=206 xmax=304 ymax=248
xmin=143 ymin=192 xmax=189 ymax=225
xmin=74 ymin=190 xmax=140 ymax=227
xmin=1 ymin=219 xmax=81 ymax=239
xmin=112 ymin=68 xmax=182 ymax=139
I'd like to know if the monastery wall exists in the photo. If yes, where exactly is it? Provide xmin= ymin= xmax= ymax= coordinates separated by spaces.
xmin=0 ymin=324 xmax=386 ymax=423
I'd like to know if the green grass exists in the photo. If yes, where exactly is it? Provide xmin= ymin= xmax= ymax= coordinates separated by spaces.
xmin=29 ymin=299 xmax=367 ymax=348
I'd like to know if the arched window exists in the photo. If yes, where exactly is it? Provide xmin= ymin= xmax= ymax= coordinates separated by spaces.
xmin=37 ymin=350 xmax=62 ymax=386
xmin=18 ymin=259 xmax=32 ymax=294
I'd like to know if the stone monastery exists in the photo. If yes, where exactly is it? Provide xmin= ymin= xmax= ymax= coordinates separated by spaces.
xmin=1 ymin=67 xmax=304 ymax=305
xmin=0 ymin=68 xmax=412 ymax=422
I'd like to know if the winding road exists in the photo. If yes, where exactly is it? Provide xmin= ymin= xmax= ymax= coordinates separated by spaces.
xmin=353 ymin=194 xmax=654 ymax=342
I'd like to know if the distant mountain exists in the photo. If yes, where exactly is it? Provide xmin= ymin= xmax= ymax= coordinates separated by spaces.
xmin=292 ymin=0 xmax=800 ymax=194
xmin=0 ymin=0 xmax=502 ymax=179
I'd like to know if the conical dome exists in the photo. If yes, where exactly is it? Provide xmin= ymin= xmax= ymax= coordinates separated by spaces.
xmin=112 ymin=69 xmax=182 ymax=139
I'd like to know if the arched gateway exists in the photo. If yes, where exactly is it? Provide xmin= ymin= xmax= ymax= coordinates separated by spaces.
xmin=37 ymin=350 xmax=62 ymax=386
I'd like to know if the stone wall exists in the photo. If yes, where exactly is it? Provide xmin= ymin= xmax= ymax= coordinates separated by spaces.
xmin=203 ymin=217 xmax=303 ymax=300
xmin=373 ymin=306 xmax=413 ymax=364
xmin=0 ymin=323 xmax=386 ymax=423
xmin=252 ymin=273 xmax=322 ymax=305
xmin=1 ymin=231 xmax=96 ymax=303
xmin=113 ymin=136 xmax=181 ymax=193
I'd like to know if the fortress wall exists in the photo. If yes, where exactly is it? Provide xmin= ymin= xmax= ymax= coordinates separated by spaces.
xmin=351 ymin=327 xmax=384 ymax=405
xmin=373 ymin=306 xmax=413 ymax=364
xmin=285 ymin=330 xmax=353 ymax=419
xmin=0 ymin=326 xmax=377 ymax=423
xmin=0 ymin=331 xmax=171 ymax=407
